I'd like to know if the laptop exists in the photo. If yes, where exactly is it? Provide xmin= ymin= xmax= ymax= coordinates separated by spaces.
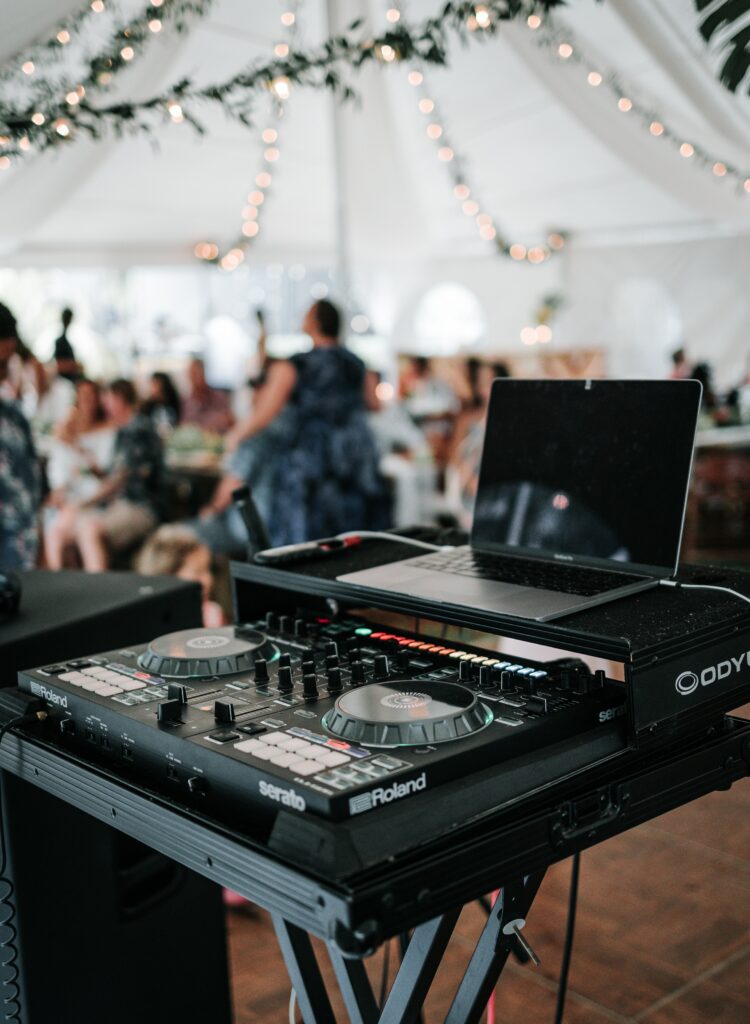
xmin=339 ymin=378 xmax=702 ymax=621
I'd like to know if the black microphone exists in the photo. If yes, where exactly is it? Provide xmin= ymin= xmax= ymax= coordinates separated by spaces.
xmin=231 ymin=485 xmax=271 ymax=556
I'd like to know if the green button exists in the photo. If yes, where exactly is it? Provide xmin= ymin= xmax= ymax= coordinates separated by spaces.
xmin=354 ymin=627 xmax=372 ymax=636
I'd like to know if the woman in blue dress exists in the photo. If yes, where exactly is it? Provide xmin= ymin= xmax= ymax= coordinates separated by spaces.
xmin=225 ymin=300 xmax=387 ymax=545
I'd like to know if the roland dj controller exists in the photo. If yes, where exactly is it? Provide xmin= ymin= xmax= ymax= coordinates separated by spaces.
xmin=18 ymin=614 xmax=626 ymax=824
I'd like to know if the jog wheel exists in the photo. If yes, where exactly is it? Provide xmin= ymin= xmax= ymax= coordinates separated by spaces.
xmin=138 ymin=626 xmax=276 ymax=679
xmin=323 ymin=680 xmax=492 ymax=748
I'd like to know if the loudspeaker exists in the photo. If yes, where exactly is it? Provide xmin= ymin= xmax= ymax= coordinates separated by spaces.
xmin=0 ymin=569 xmax=203 ymax=686
xmin=0 ymin=569 xmax=231 ymax=1023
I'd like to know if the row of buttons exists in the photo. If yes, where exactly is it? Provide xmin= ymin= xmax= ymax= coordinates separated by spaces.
xmin=316 ymin=756 xmax=402 ymax=790
xmin=231 ymin=730 xmax=352 ymax=776
xmin=58 ymin=667 xmax=146 ymax=698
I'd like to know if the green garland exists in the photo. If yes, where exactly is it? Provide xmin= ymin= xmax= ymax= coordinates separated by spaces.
xmin=0 ymin=1 xmax=563 ymax=156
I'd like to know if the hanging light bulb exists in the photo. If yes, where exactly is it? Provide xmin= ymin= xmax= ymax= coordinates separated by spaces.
xmin=407 ymin=70 xmax=423 ymax=86
xmin=386 ymin=8 xmax=401 ymax=22
xmin=510 ymin=243 xmax=527 ymax=261
xmin=462 ymin=199 xmax=479 ymax=216
xmin=57 ymin=29 xmax=71 ymax=44
xmin=120 ymin=46 xmax=135 ymax=60
xmin=679 ymin=142 xmax=694 ymax=158
xmin=377 ymin=44 xmax=397 ymax=62
xmin=617 ymin=97 xmax=632 ymax=112
xmin=587 ymin=71 xmax=602 ymax=86
xmin=167 ymin=100 xmax=184 ymax=123
xmin=256 ymin=171 xmax=272 ymax=188
xmin=274 ymin=42 xmax=289 ymax=57
xmin=280 ymin=11 xmax=295 ymax=26
xmin=649 ymin=121 xmax=664 ymax=136
xmin=426 ymin=123 xmax=443 ymax=139
xmin=264 ymin=147 xmax=280 ymax=162
xmin=0 ymin=157 xmax=10 ymax=171
xmin=438 ymin=146 xmax=454 ymax=161
xmin=536 ymin=325 xmax=553 ymax=343
xmin=527 ymin=14 xmax=541 ymax=29
xmin=520 ymin=327 xmax=537 ymax=345
xmin=713 ymin=162 xmax=727 ymax=176
xmin=18 ymin=137 xmax=30 ymax=151
xmin=242 ymin=206 xmax=259 ymax=220
xmin=91 ymin=1 xmax=105 ymax=12
xmin=547 ymin=232 xmax=565 ymax=250
xmin=418 ymin=98 xmax=434 ymax=114
xmin=148 ymin=19 xmax=162 ymax=32
xmin=262 ymin=128 xmax=277 ymax=144
xmin=31 ymin=112 xmax=46 ymax=126
xmin=22 ymin=61 xmax=35 ymax=75
xmin=479 ymin=224 xmax=496 ymax=240
xmin=242 ymin=221 xmax=260 ymax=237
xmin=558 ymin=43 xmax=573 ymax=59
xmin=248 ymin=190 xmax=265 ymax=205
xmin=53 ymin=118 xmax=72 ymax=137
xmin=66 ymin=90 xmax=80 ymax=105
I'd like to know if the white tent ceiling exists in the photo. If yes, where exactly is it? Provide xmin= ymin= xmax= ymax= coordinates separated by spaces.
xmin=1 ymin=0 xmax=750 ymax=267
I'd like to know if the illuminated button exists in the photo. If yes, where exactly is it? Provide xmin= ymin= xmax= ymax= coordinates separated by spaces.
xmin=276 ymin=737 xmax=309 ymax=752
xmin=354 ymin=628 xmax=372 ymax=636
xmin=270 ymin=751 xmax=302 ymax=767
xmin=117 ymin=679 xmax=145 ymax=691
xmin=234 ymin=738 xmax=266 ymax=754
xmin=290 ymin=759 xmax=322 ymax=776
xmin=318 ymin=751 xmax=350 ymax=768
xmin=249 ymin=744 xmax=276 ymax=760
xmin=370 ymin=633 xmax=385 ymax=639
xmin=93 ymin=684 xmax=123 ymax=697
xmin=449 ymin=651 xmax=463 ymax=659
xmin=262 ymin=731 xmax=290 ymax=745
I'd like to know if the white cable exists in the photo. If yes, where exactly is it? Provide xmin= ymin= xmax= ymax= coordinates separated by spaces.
xmin=288 ymin=988 xmax=297 ymax=1024
xmin=659 ymin=579 xmax=750 ymax=606
xmin=337 ymin=531 xmax=454 ymax=552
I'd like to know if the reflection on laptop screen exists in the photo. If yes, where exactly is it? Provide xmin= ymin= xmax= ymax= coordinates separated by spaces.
xmin=471 ymin=379 xmax=701 ymax=573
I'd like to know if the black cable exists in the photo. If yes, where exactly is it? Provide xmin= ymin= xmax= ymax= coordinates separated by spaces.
xmin=554 ymin=853 xmax=581 ymax=1024
xmin=0 ymin=713 xmax=43 ymax=1023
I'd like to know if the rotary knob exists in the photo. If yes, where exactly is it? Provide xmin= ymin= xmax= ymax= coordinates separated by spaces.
xmin=293 ymin=618 xmax=307 ymax=638
xmin=278 ymin=653 xmax=291 ymax=669
xmin=277 ymin=615 xmax=290 ymax=634
xmin=302 ymin=673 xmax=319 ymax=699
xmin=326 ymin=667 xmax=343 ymax=695
xmin=277 ymin=665 xmax=294 ymax=694
xmin=459 ymin=660 xmax=474 ymax=683
xmin=374 ymin=655 xmax=390 ymax=679
xmin=350 ymin=661 xmax=366 ymax=685
xmin=499 ymin=671 xmax=515 ymax=692
xmin=478 ymin=665 xmax=494 ymax=689
xmin=395 ymin=650 xmax=410 ymax=672
xmin=324 ymin=641 xmax=338 ymax=658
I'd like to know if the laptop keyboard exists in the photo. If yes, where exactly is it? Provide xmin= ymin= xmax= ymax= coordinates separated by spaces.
xmin=409 ymin=550 xmax=645 ymax=597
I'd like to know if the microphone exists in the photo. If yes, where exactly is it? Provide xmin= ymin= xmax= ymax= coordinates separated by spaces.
xmin=231 ymin=485 xmax=271 ymax=556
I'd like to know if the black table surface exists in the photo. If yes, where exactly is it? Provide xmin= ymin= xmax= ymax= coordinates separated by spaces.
xmin=232 ymin=529 xmax=750 ymax=665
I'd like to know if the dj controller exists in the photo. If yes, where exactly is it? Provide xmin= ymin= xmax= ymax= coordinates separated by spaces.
xmin=18 ymin=613 xmax=626 ymax=825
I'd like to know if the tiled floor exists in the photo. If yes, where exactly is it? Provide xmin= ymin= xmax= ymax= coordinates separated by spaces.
xmin=227 ymin=775 xmax=750 ymax=1023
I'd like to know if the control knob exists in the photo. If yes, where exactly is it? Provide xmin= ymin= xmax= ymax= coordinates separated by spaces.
xmin=459 ymin=660 xmax=474 ymax=683
xmin=374 ymin=655 xmax=390 ymax=679
xmin=277 ymin=665 xmax=294 ymax=694
xmin=326 ymin=667 xmax=343 ymax=695
xmin=254 ymin=658 xmax=269 ymax=684
xmin=350 ymin=661 xmax=366 ymax=685
xmin=478 ymin=665 xmax=494 ymax=689
xmin=214 ymin=700 xmax=236 ymax=724
xmin=302 ymin=673 xmax=319 ymax=700
xmin=499 ymin=671 xmax=515 ymax=692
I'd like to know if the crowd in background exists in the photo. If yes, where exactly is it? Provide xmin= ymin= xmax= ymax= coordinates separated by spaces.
xmin=1 ymin=299 xmax=746 ymax=624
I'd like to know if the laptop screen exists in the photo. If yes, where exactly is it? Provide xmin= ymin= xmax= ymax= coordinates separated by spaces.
xmin=471 ymin=379 xmax=702 ymax=574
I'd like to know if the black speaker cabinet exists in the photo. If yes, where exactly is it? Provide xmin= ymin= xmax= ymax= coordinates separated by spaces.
xmin=0 ymin=569 xmax=231 ymax=1023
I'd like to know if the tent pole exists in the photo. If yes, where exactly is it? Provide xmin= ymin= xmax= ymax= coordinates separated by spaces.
xmin=326 ymin=0 xmax=352 ymax=331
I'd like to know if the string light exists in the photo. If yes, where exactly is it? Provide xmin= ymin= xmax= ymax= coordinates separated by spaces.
xmin=53 ymin=118 xmax=72 ymax=137
xmin=394 ymin=0 xmax=563 ymax=263
xmin=56 ymin=30 xmax=71 ymax=44
xmin=91 ymin=1 xmax=105 ymax=12
xmin=269 ymin=76 xmax=291 ymax=100
xmin=0 ymin=157 xmax=10 ymax=171
xmin=18 ymin=137 xmax=30 ymax=151
xmin=21 ymin=61 xmax=35 ymax=75
xmin=386 ymin=8 xmax=400 ymax=22
xmin=547 ymin=232 xmax=565 ymax=250
xmin=31 ymin=112 xmax=46 ymax=126
xmin=378 ymin=44 xmax=397 ymax=62
xmin=537 ymin=324 xmax=553 ymax=343
xmin=531 ymin=11 xmax=750 ymax=194
xmin=65 ymin=91 xmax=80 ymax=105
xmin=167 ymin=100 xmax=184 ymax=123
xmin=195 ymin=0 xmax=299 ymax=267
xmin=148 ymin=19 xmax=162 ymax=32
xmin=745 ymin=179 xmax=750 ymax=193
xmin=520 ymin=326 xmax=537 ymax=344
xmin=121 ymin=46 xmax=135 ymax=60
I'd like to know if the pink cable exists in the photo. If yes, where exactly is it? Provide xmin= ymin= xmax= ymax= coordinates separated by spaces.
xmin=487 ymin=889 xmax=501 ymax=1024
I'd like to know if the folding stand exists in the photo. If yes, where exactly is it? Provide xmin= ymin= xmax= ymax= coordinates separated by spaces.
xmin=273 ymin=872 xmax=545 ymax=1024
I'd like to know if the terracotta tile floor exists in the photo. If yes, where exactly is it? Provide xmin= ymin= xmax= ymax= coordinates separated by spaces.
xmin=226 ymin=775 xmax=750 ymax=1023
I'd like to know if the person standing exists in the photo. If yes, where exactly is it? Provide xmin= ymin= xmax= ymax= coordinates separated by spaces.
xmin=225 ymin=300 xmax=387 ymax=544
xmin=53 ymin=307 xmax=80 ymax=381
xmin=0 ymin=303 xmax=41 ymax=568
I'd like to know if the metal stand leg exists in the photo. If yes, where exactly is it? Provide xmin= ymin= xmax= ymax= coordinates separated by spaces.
xmin=274 ymin=872 xmax=545 ymax=1024
xmin=445 ymin=871 xmax=546 ymax=1024
xmin=272 ymin=915 xmax=336 ymax=1024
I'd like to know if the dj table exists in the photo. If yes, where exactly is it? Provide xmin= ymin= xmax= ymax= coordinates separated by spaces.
xmin=3 ymin=538 xmax=750 ymax=1023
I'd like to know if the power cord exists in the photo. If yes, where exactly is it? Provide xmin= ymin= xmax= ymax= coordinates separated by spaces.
xmin=0 ymin=705 xmax=49 ymax=1023
xmin=659 ymin=579 xmax=750 ymax=606
xmin=337 ymin=531 xmax=454 ymax=553
xmin=553 ymin=853 xmax=581 ymax=1024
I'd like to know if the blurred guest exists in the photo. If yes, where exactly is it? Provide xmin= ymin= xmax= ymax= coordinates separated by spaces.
xmin=400 ymin=355 xmax=459 ymax=469
xmin=0 ymin=303 xmax=41 ymax=568
xmin=136 ymin=524 xmax=225 ymax=628
xmin=226 ymin=299 xmax=386 ymax=544
xmin=669 ymin=347 xmax=691 ymax=380
xmin=182 ymin=358 xmax=233 ymax=434
xmin=44 ymin=380 xmax=115 ymax=556
xmin=53 ymin=307 xmax=80 ymax=381
xmin=142 ymin=371 xmax=182 ymax=432
xmin=47 ymin=379 xmax=163 ymax=571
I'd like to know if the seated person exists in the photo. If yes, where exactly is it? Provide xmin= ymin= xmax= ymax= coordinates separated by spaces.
xmin=135 ymin=524 xmax=225 ymax=628
xmin=142 ymin=371 xmax=182 ymax=432
xmin=181 ymin=358 xmax=233 ymax=434
xmin=46 ymin=379 xmax=163 ymax=571
xmin=44 ymin=380 xmax=115 ymax=561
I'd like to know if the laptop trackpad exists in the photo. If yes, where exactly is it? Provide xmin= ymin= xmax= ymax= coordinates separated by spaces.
xmin=340 ymin=567 xmax=523 ymax=603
